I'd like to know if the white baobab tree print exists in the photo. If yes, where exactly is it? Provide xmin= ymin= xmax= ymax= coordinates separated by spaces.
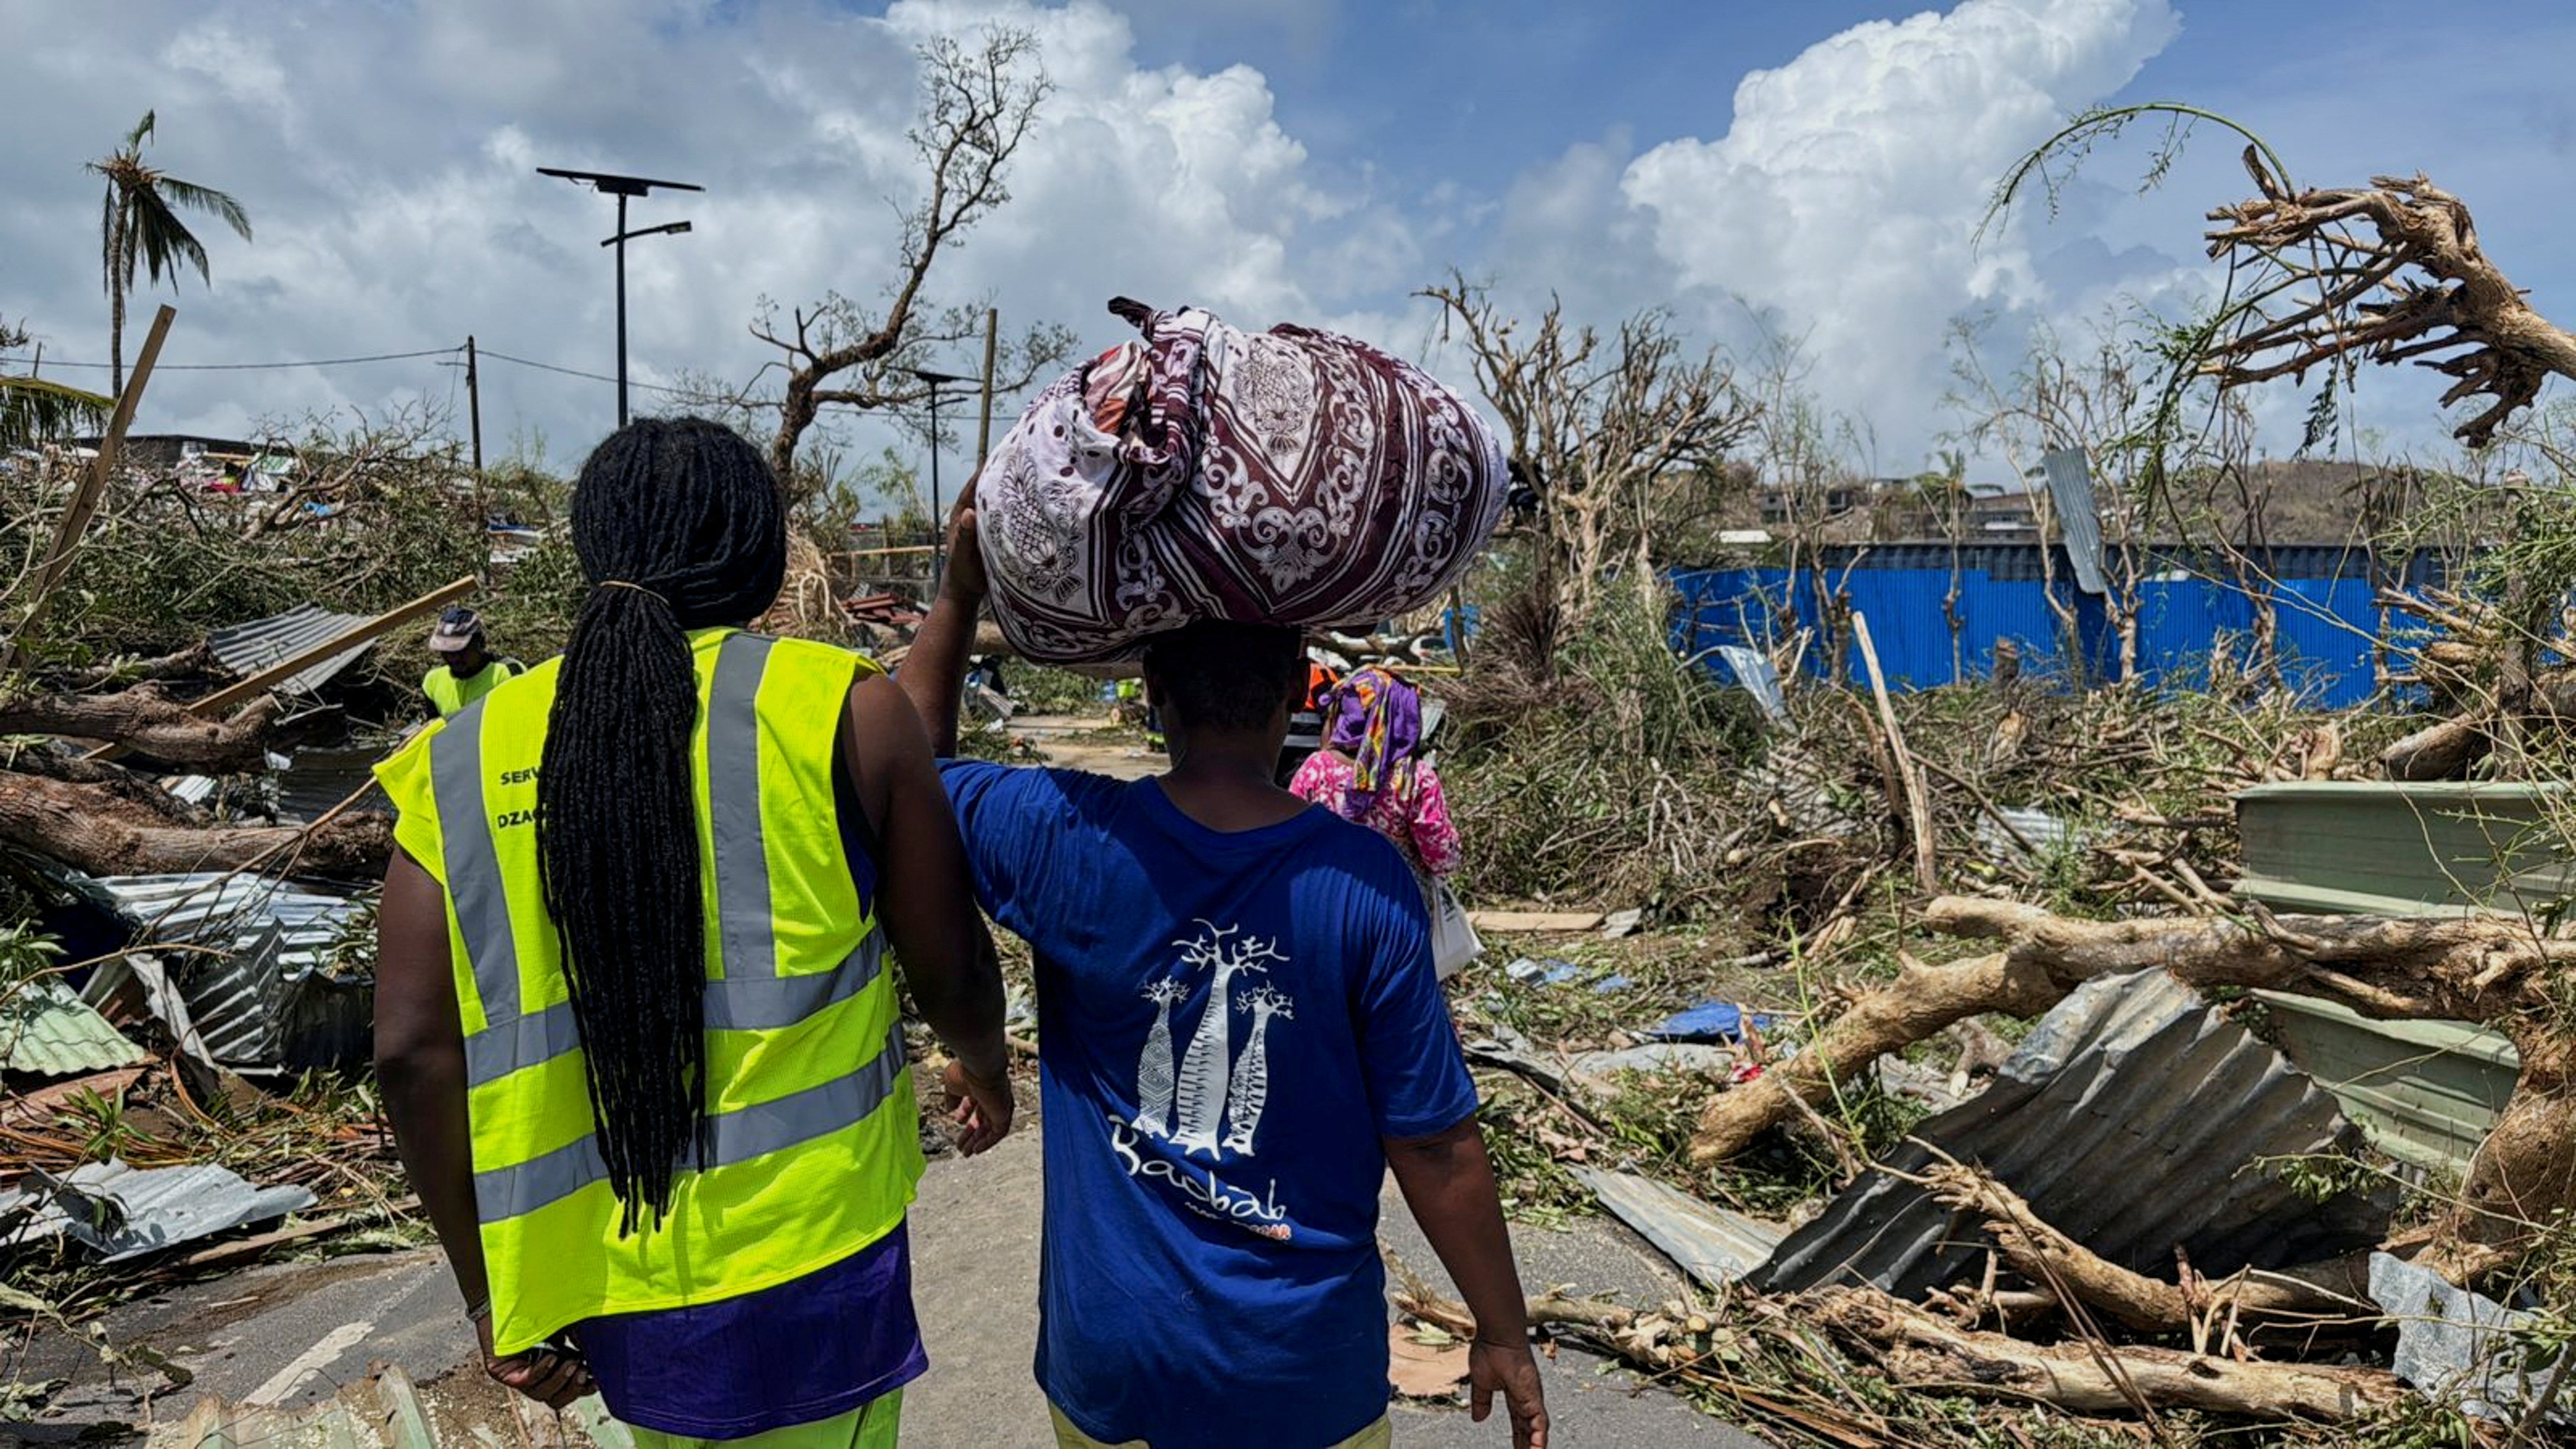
xmin=1131 ymin=978 xmax=1189 ymax=1138
xmin=1169 ymin=922 xmax=1284 ymax=1158
xmin=1221 ymin=986 xmax=1296 ymax=1156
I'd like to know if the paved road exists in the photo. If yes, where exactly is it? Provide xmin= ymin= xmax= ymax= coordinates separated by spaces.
xmin=15 ymin=1113 xmax=1768 ymax=1447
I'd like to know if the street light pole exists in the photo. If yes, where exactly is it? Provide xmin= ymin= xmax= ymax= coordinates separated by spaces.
xmin=537 ymin=167 xmax=703 ymax=428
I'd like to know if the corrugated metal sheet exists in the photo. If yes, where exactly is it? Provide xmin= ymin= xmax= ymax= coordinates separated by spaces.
xmin=2372 ymin=1251 xmax=2572 ymax=1426
xmin=207 ymin=602 xmax=379 ymax=698
xmin=0 ymin=1159 xmax=314 ymax=1261
xmin=0 ymin=977 xmax=145 ymax=1076
xmin=2039 ymin=447 xmax=2108 ymax=595
xmin=68 ymin=873 xmax=368 ymax=1072
xmin=1713 ymin=645 xmax=1787 ymax=724
xmin=1578 ymin=1168 xmax=1785 ymax=1289
xmin=2236 ymin=781 xmax=2572 ymax=916
xmin=1749 ymin=969 xmax=2391 ymax=1298
xmin=274 ymin=744 xmax=389 ymax=823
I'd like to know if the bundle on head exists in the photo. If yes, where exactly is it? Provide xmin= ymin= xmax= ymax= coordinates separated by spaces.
xmin=537 ymin=417 xmax=786 ymax=1233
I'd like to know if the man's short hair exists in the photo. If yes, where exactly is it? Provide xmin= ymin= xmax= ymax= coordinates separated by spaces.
xmin=1140 ymin=621 xmax=1305 ymax=733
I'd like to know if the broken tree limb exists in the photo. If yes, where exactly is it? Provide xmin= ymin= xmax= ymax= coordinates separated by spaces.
xmin=0 ymin=769 xmax=390 ymax=877
xmin=1917 ymin=1160 xmax=2377 ymax=1337
xmin=1691 ymin=896 xmax=2576 ymax=1281
xmin=1806 ymin=1285 xmax=2408 ymax=1421
xmin=2380 ymin=713 xmax=2492 ymax=781
xmin=0 ymin=688 xmax=282 ymax=771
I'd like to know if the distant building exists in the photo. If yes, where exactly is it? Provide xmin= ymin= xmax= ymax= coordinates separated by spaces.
xmin=1752 ymin=476 xmax=2039 ymax=542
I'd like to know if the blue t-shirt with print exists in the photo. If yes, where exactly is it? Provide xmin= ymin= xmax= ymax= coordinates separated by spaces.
xmin=940 ymin=761 xmax=1478 ymax=1449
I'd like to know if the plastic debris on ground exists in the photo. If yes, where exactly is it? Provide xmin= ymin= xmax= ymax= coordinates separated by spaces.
xmin=1505 ymin=957 xmax=1582 ymax=987
xmin=1641 ymin=1001 xmax=1781 ymax=1044
xmin=2370 ymin=1252 xmax=2573 ymax=1427
xmin=1577 ymin=1168 xmax=1787 ymax=1290
xmin=0 ymin=977 xmax=146 ymax=1076
xmin=1599 ymin=908 xmax=1645 ymax=939
xmin=151 ymin=1365 xmax=636 ymax=1449
xmin=0 ymin=1159 xmax=315 ymax=1262
xmin=1750 ymin=969 xmax=2391 ymax=1298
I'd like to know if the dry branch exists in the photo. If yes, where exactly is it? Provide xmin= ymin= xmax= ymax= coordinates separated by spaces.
xmin=2204 ymin=150 xmax=2576 ymax=445
xmin=1919 ymin=1160 xmax=2377 ymax=1338
xmin=1806 ymin=1285 xmax=2407 ymax=1421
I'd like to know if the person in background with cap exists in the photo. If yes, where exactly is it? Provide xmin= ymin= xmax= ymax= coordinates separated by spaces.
xmin=422 ymin=608 xmax=524 ymax=718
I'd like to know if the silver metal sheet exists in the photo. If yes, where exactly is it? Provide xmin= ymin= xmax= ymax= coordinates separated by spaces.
xmin=1749 ymin=969 xmax=2391 ymax=1298
xmin=2372 ymin=1251 xmax=2571 ymax=1426
xmin=1578 ymin=1168 xmax=1785 ymax=1290
xmin=207 ymin=602 xmax=379 ymax=698
xmin=2039 ymin=446 xmax=2108 ymax=596
xmin=1715 ymin=645 xmax=1789 ymax=725
xmin=71 ymin=872 xmax=366 ymax=1071
xmin=0 ymin=1159 xmax=314 ymax=1262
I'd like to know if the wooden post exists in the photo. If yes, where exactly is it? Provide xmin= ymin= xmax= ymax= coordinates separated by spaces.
xmin=975 ymin=306 xmax=999 ymax=474
xmin=8 ymin=304 xmax=176 ymax=676
xmin=84 ymin=575 xmax=478 ymax=762
xmin=1852 ymin=611 xmax=1939 ymax=895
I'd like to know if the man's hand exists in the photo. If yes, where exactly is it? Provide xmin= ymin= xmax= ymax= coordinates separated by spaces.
xmin=942 ymin=1055 xmax=1014 ymax=1155
xmin=940 ymin=481 xmax=987 ymax=603
xmin=477 ymin=1313 xmax=594 ymax=1409
xmin=1469 ymin=1339 xmax=1548 ymax=1449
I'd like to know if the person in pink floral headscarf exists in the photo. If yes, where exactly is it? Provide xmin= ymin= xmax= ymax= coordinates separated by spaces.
xmin=1289 ymin=666 xmax=1482 ymax=978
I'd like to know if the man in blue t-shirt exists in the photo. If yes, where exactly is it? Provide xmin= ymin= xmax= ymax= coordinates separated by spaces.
xmin=900 ymin=502 xmax=1549 ymax=1449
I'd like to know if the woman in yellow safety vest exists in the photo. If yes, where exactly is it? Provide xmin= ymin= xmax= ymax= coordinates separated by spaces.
xmin=373 ymin=418 xmax=1013 ymax=1447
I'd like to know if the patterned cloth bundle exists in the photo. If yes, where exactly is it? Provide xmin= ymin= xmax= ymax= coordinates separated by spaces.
xmin=975 ymin=297 xmax=1508 ymax=663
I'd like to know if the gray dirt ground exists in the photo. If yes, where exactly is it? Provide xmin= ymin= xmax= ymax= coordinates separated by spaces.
xmin=14 ymin=1106 xmax=1770 ymax=1447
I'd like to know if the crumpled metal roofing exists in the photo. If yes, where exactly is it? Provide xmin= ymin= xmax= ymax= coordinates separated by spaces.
xmin=207 ymin=601 xmax=380 ymax=698
xmin=1749 ymin=969 xmax=2392 ymax=1299
xmin=0 ymin=976 xmax=145 ymax=1076
xmin=1578 ymin=1168 xmax=1784 ymax=1290
xmin=2372 ymin=1250 xmax=2572 ymax=1426
xmin=70 ymin=872 xmax=369 ymax=1072
xmin=0 ymin=1158 xmax=314 ymax=1262
xmin=273 ymin=744 xmax=390 ymax=823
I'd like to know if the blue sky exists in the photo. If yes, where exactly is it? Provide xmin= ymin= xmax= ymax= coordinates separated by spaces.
xmin=3 ymin=0 xmax=2568 ymax=482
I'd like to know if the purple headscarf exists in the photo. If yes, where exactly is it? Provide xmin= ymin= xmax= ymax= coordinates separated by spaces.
xmin=1324 ymin=666 xmax=1422 ymax=819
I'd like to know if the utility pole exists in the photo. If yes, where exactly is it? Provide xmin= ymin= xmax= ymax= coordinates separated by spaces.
xmin=464 ymin=336 xmax=483 ymax=474
xmin=536 ymin=167 xmax=701 ymax=428
xmin=976 ymin=307 xmax=999 ymax=474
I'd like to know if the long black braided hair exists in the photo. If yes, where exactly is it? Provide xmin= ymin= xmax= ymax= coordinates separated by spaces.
xmin=536 ymin=418 xmax=786 ymax=1233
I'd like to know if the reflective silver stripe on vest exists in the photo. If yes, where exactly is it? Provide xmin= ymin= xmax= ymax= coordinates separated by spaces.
xmin=473 ymin=1020 xmax=908 ymax=1222
xmin=431 ymin=700 xmax=518 ymax=1025
xmin=460 ymin=936 xmax=886 ymax=1086
xmin=708 ymin=634 xmax=778 ymax=979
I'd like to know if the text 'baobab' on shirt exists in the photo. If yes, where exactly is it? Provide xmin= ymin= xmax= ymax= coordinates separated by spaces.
xmin=940 ymin=761 xmax=1476 ymax=1449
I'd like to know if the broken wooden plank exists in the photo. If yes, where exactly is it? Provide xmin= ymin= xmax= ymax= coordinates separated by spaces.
xmin=1468 ymin=910 xmax=1605 ymax=933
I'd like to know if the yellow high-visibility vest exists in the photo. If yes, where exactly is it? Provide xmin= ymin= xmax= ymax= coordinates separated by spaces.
xmin=373 ymin=629 xmax=920 ymax=1355
xmin=422 ymin=658 xmax=524 ymax=717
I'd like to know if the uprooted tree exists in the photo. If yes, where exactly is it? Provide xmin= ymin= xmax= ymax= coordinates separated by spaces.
xmin=749 ymin=27 xmax=1076 ymax=497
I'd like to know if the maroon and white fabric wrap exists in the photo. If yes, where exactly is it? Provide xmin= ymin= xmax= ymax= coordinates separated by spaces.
xmin=976 ymin=298 xmax=1508 ymax=663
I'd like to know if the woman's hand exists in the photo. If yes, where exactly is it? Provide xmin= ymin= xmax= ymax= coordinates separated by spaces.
xmin=1469 ymin=1339 xmax=1548 ymax=1448
xmin=939 ymin=481 xmax=987 ymax=603
xmin=477 ymin=1313 xmax=595 ymax=1409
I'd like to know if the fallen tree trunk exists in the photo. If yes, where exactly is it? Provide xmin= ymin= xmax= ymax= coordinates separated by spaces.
xmin=0 ymin=769 xmax=389 ymax=877
xmin=1807 ymin=1285 xmax=2408 ymax=1421
xmin=0 ymin=687 xmax=281 ymax=770
xmin=1691 ymin=896 xmax=2576 ymax=1280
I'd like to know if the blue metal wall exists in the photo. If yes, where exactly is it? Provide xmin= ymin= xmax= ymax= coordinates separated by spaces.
xmin=1670 ymin=545 xmax=2436 ymax=707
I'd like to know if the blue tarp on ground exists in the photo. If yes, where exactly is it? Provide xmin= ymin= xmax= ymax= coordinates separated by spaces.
xmin=1670 ymin=544 xmax=2446 ymax=708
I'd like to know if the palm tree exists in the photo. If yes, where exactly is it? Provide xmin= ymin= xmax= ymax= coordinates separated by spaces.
xmin=88 ymin=111 xmax=252 ymax=395
xmin=0 ymin=318 xmax=109 ymax=452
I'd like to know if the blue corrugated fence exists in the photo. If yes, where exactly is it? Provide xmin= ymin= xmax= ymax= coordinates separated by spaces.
xmin=1670 ymin=545 xmax=2438 ymax=708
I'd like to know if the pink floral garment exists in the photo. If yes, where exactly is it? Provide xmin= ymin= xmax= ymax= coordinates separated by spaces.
xmin=1288 ymin=750 xmax=1463 ymax=879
